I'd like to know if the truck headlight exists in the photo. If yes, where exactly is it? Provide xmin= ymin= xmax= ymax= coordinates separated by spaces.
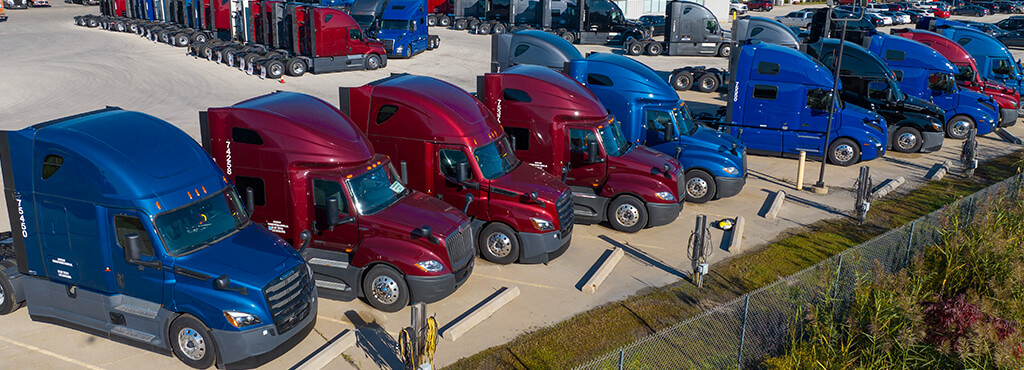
xmin=932 ymin=121 xmax=942 ymax=131
xmin=224 ymin=311 xmax=262 ymax=328
xmin=396 ymin=45 xmax=403 ymax=53
xmin=869 ymin=136 xmax=880 ymax=146
xmin=655 ymin=191 xmax=675 ymax=201
xmin=415 ymin=260 xmax=444 ymax=273
xmin=722 ymin=166 xmax=739 ymax=175
xmin=530 ymin=217 xmax=555 ymax=231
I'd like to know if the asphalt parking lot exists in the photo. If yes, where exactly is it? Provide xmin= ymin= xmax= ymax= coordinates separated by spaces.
xmin=2 ymin=3 xmax=1024 ymax=369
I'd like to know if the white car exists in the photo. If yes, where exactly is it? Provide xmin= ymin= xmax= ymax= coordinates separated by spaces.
xmin=730 ymin=0 xmax=747 ymax=15
xmin=866 ymin=3 xmax=891 ymax=12
xmin=876 ymin=14 xmax=894 ymax=25
xmin=775 ymin=10 xmax=815 ymax=28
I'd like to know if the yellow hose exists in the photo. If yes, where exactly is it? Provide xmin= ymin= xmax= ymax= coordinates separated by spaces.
xmin=424 ymin=316 xmax=438 ymax=368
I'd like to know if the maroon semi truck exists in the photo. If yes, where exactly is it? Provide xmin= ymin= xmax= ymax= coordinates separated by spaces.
xmin=200 ymin=91 xmax=475 ymax=312
xmin=339 ymin=75 xmax=574 ymax=265
xmin=478 ymin=65 xmax=686 ymax=233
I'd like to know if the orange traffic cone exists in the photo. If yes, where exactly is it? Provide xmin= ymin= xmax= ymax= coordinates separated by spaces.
xmin=279 ymin=77 xmax=286 ymax=84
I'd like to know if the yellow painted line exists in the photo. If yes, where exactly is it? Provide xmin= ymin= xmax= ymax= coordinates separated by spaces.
xmin=0 ymin=336 xmax=104 ymax=370
xmin=473 ymin=273 xmax=561 ymax=290
xmin=316 ymin=315 xmax=353 ymax=327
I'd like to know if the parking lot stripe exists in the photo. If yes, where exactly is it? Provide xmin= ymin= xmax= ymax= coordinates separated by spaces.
xmin=474 ymin=273 xmax=562 ymax=290
xmin=0 ymin=336 xmax=103 ymax=370
xmin=317 ymin=315 xmax=354 ymax=327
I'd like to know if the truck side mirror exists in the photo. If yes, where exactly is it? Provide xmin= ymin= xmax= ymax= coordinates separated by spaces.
xmin=326 ymin=197 xmax=341 ymax=225
xmin=456 ymin=161 xmax=471 ymax=183
xmin=298 ymin=230 xmax=312 ymax=254
xmin=214 ymin=275 xmax=231 ymax=290
xmin=125 ymin=233 xmax=143 ymax=264
xmin=586 ymin=140 xmax=603 ymax=163
xmin=463 ymin=193 xmax=474 ymax=214
xmin=412 ymin=225 xmax=439 ymax=244
xmin=245 ymin=187 xmax=255 ymax=213
xmin=664 ymin=123 xmax=675 ymax=140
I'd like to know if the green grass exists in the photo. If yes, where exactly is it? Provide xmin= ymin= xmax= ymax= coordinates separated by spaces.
xmin=445 ymin=150 xmax=1024 ymax=370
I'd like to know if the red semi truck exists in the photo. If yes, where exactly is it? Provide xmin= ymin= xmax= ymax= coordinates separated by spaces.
xmin=893 ymin=28 xmax=1020 ymax=127
xmin=200 ymin=91 xmax=475 ymax=312
xmin=340 ymin=75 xmax=574 ymax=265
xmin=477 ymin=65 xmax=686 ymax=232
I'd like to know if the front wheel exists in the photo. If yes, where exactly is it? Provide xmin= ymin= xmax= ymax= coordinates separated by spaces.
xmin=363 ymin=265 xmax=409 ymax=312
xmin=608 ymin=195 xmax=647 ymax=233
xmin=671 ymin=71 xmax=694 ymax=91
xmin=828 ymin=138 xmax=861 ymax=166
xmin=479 ymin=223 xmax=520 ymax=264
xmin=365 ymin=54 xmax=381 ymax=70
xmin=892 ymin=126 xmax=923 ymax=153
xmin=559 ymin=30 xmax=576 ymax=44
xmin=946 ymin=114 xmax=974 ymax=140
xmin=169 ymin=315 xmax=218 ymax=369
xmin=684 ymin=169 xmax=716 ymax=203
xmin=0 ymin=266 xmax=19 ymax=315
xmin=717 ymin=43 xmax=732 ymax=57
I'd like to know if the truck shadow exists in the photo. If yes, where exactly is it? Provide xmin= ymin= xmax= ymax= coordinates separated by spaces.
xmin=344 ymin=310 xmax=403 ymax=369
xmin=596 ymin=235 xmax=691 ymax=281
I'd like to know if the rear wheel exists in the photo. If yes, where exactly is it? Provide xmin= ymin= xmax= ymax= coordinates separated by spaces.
xmin=365 ymin=54 xmax=381 ymax=70
xmin=492 ymin=22 xmax=507 ymax=34
xmin=559 ymin=29 xmax=575 ymax=44
xmin=626 ymin=41 xmax=644 ymax=55
xmin=362 ymin=265 xmax=409 ymax=312
xmin=476 ymin=22 xmax=492 ymax=34
xmin=286 ymin=58 xmax=307 ymax=76
xmin=453 ymin=18 xmax=467 ymax=30
xmin=427 ymin=14 xmax=437 ymax=26
xmin=468 ymin=19 xmax=481 ymax=31
xmin=439 ymin=15 xmax=451 ymax=26
xmin=696 ymin=73 xmax=720 ymax=93
xmin=828 ymin=138 xmax=861 ymax=166
xmin=479 ymin=223 xmax=520 ymax=264
xmin=671 ymin=71 xmax=694 ymax=91
xmin=264 ymin=60 xmax=285 ymax=79
xmin=684 ymin=169 xmax=716 ymax=203
xmin=892 ymin=126 xmax=923 ymax=153
xmin=946 ymin=114 xmax=974 ymax=140
xmin=87 ymin=18 xmax=99 ymax=27
xmin=169 ymin=315 xmax=218 ymax=369
xmin=645 ymin=42 xmax=663 ymax=55
xmin=608 ymin=195 xmax=647 ymax=233
xmin=193 ymin=32 xmax=208 ymax=44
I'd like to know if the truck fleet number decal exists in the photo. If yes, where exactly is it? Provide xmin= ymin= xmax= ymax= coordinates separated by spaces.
xmin=266 ymin=220 xmax=289 ymax=234
xmin=16 ymin=197 xmax=27 ymax=238
xmin=225 ymin=140 xmax=232 ymax=175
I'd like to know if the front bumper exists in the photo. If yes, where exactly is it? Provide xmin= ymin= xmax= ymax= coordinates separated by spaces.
xmin=518 ymin=229 xmax=572 ymax=264
xmin=715 ymin=175 xmax=745 ymax=199
xmin=214 ymin=293 xmax=318 ymax=368
xmin=920 ymin=131 xmax=945 ymax=153
xmin=406 ymin=257 xmax=474 ymax=304
xmin=647 ymin=199 xmax=684 ymax=228
xmin=1002 ymin=108 xmax=1018 ymax=127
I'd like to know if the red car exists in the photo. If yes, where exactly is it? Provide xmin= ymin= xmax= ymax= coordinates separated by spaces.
xmin=746 ymin=0 xmax=772 ymax=11
xmin=933 ymin=9 xmax=951 ymax=18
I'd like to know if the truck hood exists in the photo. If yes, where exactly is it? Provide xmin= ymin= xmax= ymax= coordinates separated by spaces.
xmin=610 ymin=145 xmax=683 ymax=185
xmin=841 ymin=104 xmax=889 ymax=140
xmin=377 ymin=29 xmax=410 ymax=41
xmin=901 ymin=95 xmax=946 ymax=121
xmin=366 ymin=191 xmax=467 ymax=239
xmin=175 ymin=225 xmax=301 ymax=290
xmin=982 ymin=80 xmax=1020 ymax=101
xmin=492 ymin=163 xmax=569 ymax=205
xmin=687 ymin=126 xmax=744 ymax=155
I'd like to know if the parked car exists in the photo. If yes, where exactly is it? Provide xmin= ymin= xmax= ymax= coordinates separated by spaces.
xmin=997 ymin=30 xmax=1024 ymax=47
xmin=952 ymin=5 xmax=989 ymax=16
xmin=27 ymin=0 xmax=47 ymax=6
xmin=4 ymin=0 xmax=28 ymax=9
xmin=775 ymin=10 xmax=815 ymax=28
xmin=746 ymin=0 xmax=773 ymax=12
xmin=962 ymin=20 xmax=1009 ymax=36
xmin=996 ymin=16 xmax=1024 ymax=31
xmin=865 ymin=13 xmax=887 ymax=27
xmin=730 ymin=0 xmax=747 ymax=16
xmin=973 ymin=2 xmax=1000 ymax=13
xmin=637 ymin=14 xmax=665 ymax=37
xmin=881 ymin=10 xmax=910 ymax=24
xmin=902 ymin=8 xmax=926 ymax=22
xmin=993 ymin=1 xmax=1023 ymax=13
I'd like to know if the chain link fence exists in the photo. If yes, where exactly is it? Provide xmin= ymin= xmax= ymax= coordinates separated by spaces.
xmin=576 ymin=173 xmax=1024 ymax=370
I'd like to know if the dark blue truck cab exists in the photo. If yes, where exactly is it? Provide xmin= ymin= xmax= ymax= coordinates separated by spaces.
xmin=378 ymin=0 xmax=441 ymax=57
xmin=0 ymin=108 xmax=316 ymax=369
xmin=490 ymin=31 xmax=747 ymax=203
xmin=726 ymin=41 xmax=887 ymax=166
xmin=867 ymin=32 xmax=999 ymax=139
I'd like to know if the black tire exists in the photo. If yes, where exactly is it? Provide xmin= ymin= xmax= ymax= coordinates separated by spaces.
xmin=717 ymin=43 xmax=732 ymax=57
xmin=243 ymin=53 xmax=262 ymax=68
xmin=427 ymin=14 xmax=437 ymax=26
xmin=0 ymin=269 xmax=18 ymax=315
xmin=365 ymin=54 xmax=381 ymax=70
xmin=560 ymin=30 xmax=575 ymax=44
xmin=645 ymin=42 xmax=663 ymax=56
xmin=476 ymin=22 xmax=492 ymax=34
xmin=607 ymin=195 xmax=648 ymax=233
xmin=478 ymin=223 xmax=520 ymax=264
xmin=439 ymin=15 xmax=451 ymax=27
xmin=264 ymin=60 xmax=285 ymax=79
xmin=175 ymin=33 xmax=191 ymax=47
xmin=87 ymin=18 xmax=99 ymax=27
xmin=626 ymin=41 xmax=644 ymax=55
xmin=362 ymin=265 xmax=409 ymax=312
xmin=468 ymin=19 xmax=481 ymax=31
xmin=684 ymin=169 xmax=716 ymax=203
xmin=222 ymin=48 xmax=239 ymax=66
xmin=454 ymin=18 xmax=467 ymax=30
xmin=200 ymin=45 xmax=214 ymax=60
xmin=892 ymin=126 xmax=923 ymax=153
xmin=285 ymin=58 xmax=307 ymax=76
xmin=946 ymin=114 xmax=974 ymax=140
xmin=169 ymin=314 xmax=218 ymax=369
xmin=492 ymin=22 xmax=507 ymax=34
xmin=696 ymin=73 xmax=720 ymax=93
xmin=828 ymin=138 xmax=862 ymax=166
xmin=193 ymin=32 xmax=208 ymax=44
xmin=671 ymin=71 xmax=694 ymax=91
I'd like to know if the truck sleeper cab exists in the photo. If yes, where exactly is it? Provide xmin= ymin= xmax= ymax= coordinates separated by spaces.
xmin=726 ymin=42 xmax=887 ymax=166
xmin=623 ymin=0 xmax=732 ymax=57
xmin=0 ymin=108 xmax=315 ymax=369
xmin=340 ymin=74 xmax=574 ymax=265
xmin=864 ymin=33 xmax=999 ymax=139
xmin=918 ymin=18 xmax=1024 ymax=94
xmin=201 ymin=91 xmax=474 ymax=312
xmin=478 ymin=65 xmax=686 ymax=232
xmin=378 ymin=0 xmax=441 ymax=57
xmin=805 ymin=39 xmax=947 ymax=154
xmin=894 ymin=28 xmax=1020 ymax=127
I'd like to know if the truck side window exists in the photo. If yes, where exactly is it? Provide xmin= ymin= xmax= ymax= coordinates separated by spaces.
xmin=41 ymin=155 xmax=64 ymax=180
xmin=115 ymin=215 xmax=154 ymax=257
xmin=504 ymin=127 xmax=531 ymax=150
xmin=439 ymin=149 xmax=471 ymax=179
xmin=757 ymin=62 xmax=780 ymax=75
xmin=232 ymin=127 xmax=264 ymax=145
xmin=752 ymin=85 xmax=778 ymax=100
xmin=587 ymin=73 xmax=614 ymax=86
xmin=569 ymin=129 xmax=597 ymax=153
xmin=235 ymin=176 xmax=266 ymax=207
xmin=955 ymin=64 xmax=975 ymax=81
xmin=993 ymin=59 xmax=1013 ymax=75
xmin=350 ymin=28 xmax=362 ymax=40
xmin=884 ymin=49 xmax=905 ymax=62
xmin=645 ymin=110 xmax=671 ymax=132
xmin=705 ymin=19 xmax=718 ymax=34
xmin=503 ymin=89 xmax=532 ymax=102
xmin=313 ymin=179 xmax=348 ymax=214
xmin=514 ymin=45 xmax=530 ymax=57
xmin=325 ymin=14 xmax=333 ymax=23
xmin=377 ymin=105 xmax=399 ymax=124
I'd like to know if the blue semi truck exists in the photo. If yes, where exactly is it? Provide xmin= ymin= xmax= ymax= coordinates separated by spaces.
xmin=0 ymin=108 xmax=316 ymax=369
xmin=378 ymin=0 xmax=441 ymax=57
xmin=918 ymin=18 xmax=1024 ymax=94
xmin=491 ymin=30 xmax=746 ymax=204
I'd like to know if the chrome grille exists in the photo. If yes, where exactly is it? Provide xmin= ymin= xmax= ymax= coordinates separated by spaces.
xmin=556 ymin=191 xmax=574 ymax=235
xmin=383 ymin=39 xmax=395 ymax=53
xmin=742 ymin=148 xmax=748 ymax=176
xmin=263 ymin=264 xmax=312 ymax=334
xmin=676 ymin=169 xmax=686 ymax=200
xmin=445 ymin=223 xmax=473 ymax=271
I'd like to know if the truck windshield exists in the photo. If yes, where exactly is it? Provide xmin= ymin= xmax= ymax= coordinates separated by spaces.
xmin=474 ymin=137 xmax=519 ymax=180
xmin=381 ymin=19 xmax=410 ymax=30
xmin=673 ymin=105 xmax=699 ymax=136
xmin=154 ymin=188 xmax=249 ymax=256
xmin=346 ymin=164 xmax=408 ymax=215
xmin=598 ymin=122 xmax=631 ymax=157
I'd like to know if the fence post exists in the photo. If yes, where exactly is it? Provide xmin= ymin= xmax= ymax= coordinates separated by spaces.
xmin=737 ymin=295 xmax=750 ymax=369
xmin=832 ymin=254 xmax=844 ymax=299
xmin=905 ymin=221 xmax=916 ymax=267
xmin=618 ymin=349 xmax=624 ymax=370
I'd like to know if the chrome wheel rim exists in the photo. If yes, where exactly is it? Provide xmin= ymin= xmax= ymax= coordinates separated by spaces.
xmin=701 ymin=78 xmax=715 ymax=90
xmin=291 ymin=63 xmax=303 ymax=74
xmin=951 ymin=119 xmax=971 ymax=138
xmin=720 ymin=46 xmax=730 ymax=57
xmin=687 ymin=177 xmax=709 ymax=199
xmin=486 ymin=232 xmax=513 ymax=257
xmin=897 ymin=133 xmax=917 ymax=150
xmin=177 ymin=328 xmax=207 ymax=361
xmin=371 ymin=275 xmax=400 ymax=305
xmin=271 ymin=64 xmax=282 ymax=77
xmin=0 ymin=283 xmax=6 ymax=306
xmin=614 ymin=203 xmax=640 ymax=227
xmin=834 ymin=144 xmax=855 ymax=162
